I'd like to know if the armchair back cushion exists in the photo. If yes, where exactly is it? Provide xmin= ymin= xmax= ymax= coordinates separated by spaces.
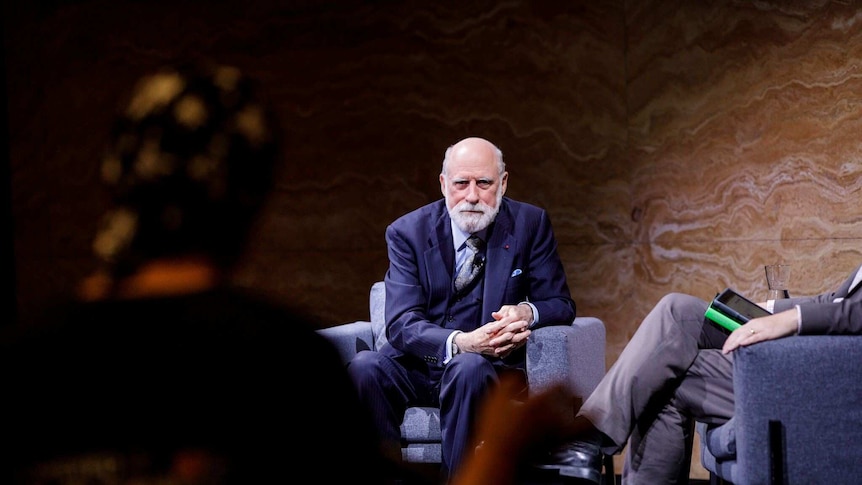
xmin=369 ymin=281 xmax=388 ymax=349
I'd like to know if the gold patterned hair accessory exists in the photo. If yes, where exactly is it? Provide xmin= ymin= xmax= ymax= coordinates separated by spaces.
xmin=93 ymin=62 xmax=280 ymax=276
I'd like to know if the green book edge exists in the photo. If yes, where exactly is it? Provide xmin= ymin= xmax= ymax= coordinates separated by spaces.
xmin=705 ymin=306 xmax=742 ymax=332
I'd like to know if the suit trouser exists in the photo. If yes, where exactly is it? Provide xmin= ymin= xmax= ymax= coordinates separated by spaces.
xmin=348 ymin=350 xmax=496 ymax=481
xmin=579 ymin=293 xmax=736 ymax=484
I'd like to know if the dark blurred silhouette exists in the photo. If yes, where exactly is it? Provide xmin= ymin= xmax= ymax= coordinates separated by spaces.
xmin=0 ymin=62 xmax=390 ymax=484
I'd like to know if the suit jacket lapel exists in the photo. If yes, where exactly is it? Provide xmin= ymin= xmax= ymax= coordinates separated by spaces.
xmin=424 ymin=206 xmax=456 ymax=300
xmin=483 ymin=203 xmax=515 ymax=316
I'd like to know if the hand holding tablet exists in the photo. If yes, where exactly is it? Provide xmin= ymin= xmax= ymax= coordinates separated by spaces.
xmin=705 ymin=287 xmax=772 ymax=332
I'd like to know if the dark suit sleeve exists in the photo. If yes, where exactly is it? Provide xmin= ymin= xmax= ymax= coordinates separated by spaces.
xmin=384 ymin=221 xmax=454 ymax=361
xmin=521 ymin=208 xmax=576 ymax=328
xmin=772 ymin=265 xmax=862 ymax=335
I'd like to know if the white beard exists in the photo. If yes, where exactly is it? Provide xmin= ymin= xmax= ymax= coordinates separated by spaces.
xmin=447 ymin=192 xmax=503 ymax=234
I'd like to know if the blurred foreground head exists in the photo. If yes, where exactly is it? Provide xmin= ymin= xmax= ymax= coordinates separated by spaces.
xmin=92 ymin=62 xmax=280 ymax=277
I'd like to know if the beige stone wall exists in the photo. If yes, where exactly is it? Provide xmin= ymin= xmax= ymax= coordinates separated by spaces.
xmin=7 ymin=0 xmax=862 ymax=478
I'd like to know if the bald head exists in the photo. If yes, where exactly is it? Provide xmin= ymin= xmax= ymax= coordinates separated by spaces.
xmin=441 ymin=137 xmax=505 ymax=178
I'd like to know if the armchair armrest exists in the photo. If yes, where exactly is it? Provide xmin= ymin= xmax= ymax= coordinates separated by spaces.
xmin=526 ymin=316 xmax=606 ymax=401
xmin=317 ymin=320 xmax=376 ymax=365
xmin=734 ymin=335 xmax=862 ymax=484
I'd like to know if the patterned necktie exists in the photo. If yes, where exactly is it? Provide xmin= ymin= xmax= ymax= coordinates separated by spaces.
xmin=454 ymin=235 xmax=485 ymax=293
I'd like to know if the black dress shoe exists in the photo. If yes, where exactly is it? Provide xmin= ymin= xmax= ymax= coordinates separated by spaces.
xmin=528 ymin=438 xmax=603 ymax=484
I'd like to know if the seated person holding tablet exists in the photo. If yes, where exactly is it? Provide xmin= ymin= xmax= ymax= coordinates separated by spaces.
xmin=455 ymin=264 xmax=862 ymax=485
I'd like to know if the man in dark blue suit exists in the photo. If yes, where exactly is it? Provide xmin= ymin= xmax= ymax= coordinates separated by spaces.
xmin=348 ymin=136 xmax=578 ymax=482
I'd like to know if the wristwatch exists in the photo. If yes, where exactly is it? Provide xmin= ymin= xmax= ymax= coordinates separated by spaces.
xmin=451 ymin=331 xmax=462 ymax=357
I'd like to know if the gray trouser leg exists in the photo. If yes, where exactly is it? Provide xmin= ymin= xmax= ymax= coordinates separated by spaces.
xmin=578 ymin=292 xmax=733 ymax=483
xmin=622 ymin=349 xmax=734 ymax=484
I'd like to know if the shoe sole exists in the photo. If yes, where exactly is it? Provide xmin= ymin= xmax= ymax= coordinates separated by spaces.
xmin=558 ymin=465 xmax=601 ymax=483
xmin=529 ymin=464 xmax=601 ymax=484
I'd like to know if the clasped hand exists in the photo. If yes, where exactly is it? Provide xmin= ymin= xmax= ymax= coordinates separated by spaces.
xmin=456 ymin=304 xmax=532 ymax=358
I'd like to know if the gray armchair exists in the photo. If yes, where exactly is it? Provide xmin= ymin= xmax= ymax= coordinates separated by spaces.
xmin=318 ymin=281 xmax=610 ymax=474
xmin=697 ymin=335 xmax=862 ymax=484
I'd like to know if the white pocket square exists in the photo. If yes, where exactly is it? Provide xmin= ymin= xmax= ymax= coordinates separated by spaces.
xmin=511 ymin=269 xmax=522 ymax=277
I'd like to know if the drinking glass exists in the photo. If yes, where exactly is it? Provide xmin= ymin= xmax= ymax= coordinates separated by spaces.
xmin=764 ymin=264 xmax=791 ymax=300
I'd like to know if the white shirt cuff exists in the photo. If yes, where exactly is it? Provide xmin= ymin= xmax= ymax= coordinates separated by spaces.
xmin=444 ymin=330 xmax=462 ymax=363
xmin=520 ymin=301 xmax=539 ymax=327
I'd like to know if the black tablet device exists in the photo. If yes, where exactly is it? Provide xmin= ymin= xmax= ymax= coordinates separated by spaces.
xmin=705 ymin=287 xmax=772 ymax=332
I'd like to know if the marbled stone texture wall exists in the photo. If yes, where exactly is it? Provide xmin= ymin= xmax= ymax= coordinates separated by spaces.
xmin=6 ymin=0 xmax=862 ymax=478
